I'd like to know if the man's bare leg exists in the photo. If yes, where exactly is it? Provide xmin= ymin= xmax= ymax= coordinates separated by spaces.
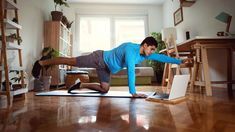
xmin=80 ymin=82 xmax=110 ymax=93
xmin=37 ymin=57 xmax=110 ymax=93
xmin=32 ymin=57 xmax=78 ymax=78
xmin=68 ymin=81 xmax=110 ymax=93
xmin=39 ymin=57 xmax=77 ymax=66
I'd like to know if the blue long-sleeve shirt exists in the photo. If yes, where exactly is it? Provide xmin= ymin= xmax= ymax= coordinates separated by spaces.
xmin=103 ymin=42 xmax=182 ymax=94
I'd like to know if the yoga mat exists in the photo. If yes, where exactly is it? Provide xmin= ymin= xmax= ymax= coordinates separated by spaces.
xmin=35 ymin=90 xmax=153 ymax=98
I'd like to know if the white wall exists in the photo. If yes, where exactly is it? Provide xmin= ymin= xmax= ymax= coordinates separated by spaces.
xmin=163 ymin=0 xmax=235 ymax=88
xmin=63 ymin=3 xmax=163 ymax=57
xmin=163 ymin=0 xmax=235 ymax=41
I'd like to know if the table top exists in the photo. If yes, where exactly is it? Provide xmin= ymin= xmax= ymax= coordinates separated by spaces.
xmin=160 ymin=36 xmax=235 ymax=53
xmin=177 ymin=36 xmax=235 ymax=51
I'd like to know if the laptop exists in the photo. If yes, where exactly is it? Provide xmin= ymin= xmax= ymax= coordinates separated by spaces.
xmin=148 ymin=74 xmax=190 ymax=100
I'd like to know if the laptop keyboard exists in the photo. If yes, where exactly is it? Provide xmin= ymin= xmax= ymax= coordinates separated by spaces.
xmin=153 ymin=92 xmax=169 ymax=99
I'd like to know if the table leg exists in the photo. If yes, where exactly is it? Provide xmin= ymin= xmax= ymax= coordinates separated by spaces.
xmin=190 ymin=46 xmax=200 ymax=93
xmin=201 ymin=46 xmax=212 ymax=96
xmin=189 ymin=60 xmax=198 ymax=93
xmin=227 ymin=48 xmax=233 ymax=96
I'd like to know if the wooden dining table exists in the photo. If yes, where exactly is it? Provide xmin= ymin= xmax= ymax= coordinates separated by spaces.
xmin=166 ymin=36 xmax=235 ymax=96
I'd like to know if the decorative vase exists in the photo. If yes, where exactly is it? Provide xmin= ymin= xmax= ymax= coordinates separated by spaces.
xmin=34 ymin=76 xmax=51 ymax=92
xmin=41 ymin=76 xmax=52 ymax=91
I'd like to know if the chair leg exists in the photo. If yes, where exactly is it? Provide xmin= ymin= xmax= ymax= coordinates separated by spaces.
xmin=161 ymin=63 xmax=168 ymax=86
xmin=166 ymin=64 xmax=173 ymax=91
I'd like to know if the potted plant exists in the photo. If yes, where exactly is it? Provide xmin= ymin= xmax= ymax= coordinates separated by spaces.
xmin=41 ymin=47 xmax=60 ymax=75
xmin=0 ymin=33 xmax=22 ymax=44
xmin=1 ymin=70 xmax=27 ymax=91
xmin=147 ymin=32 xmax=166 ymax=84
xmin=10 ymin=70 xmax=27 ymax=90
xmin=51 ymin=0 xmax=69 ymax=21
xmin=34 ymin=47 xmax=60 ymax=91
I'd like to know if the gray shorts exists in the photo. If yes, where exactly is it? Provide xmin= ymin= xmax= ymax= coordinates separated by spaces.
xmin=75 ymin=50 xmax=110 ymax=83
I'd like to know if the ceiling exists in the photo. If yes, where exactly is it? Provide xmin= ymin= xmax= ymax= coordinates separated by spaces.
xmin=67 ymin=0 xmax=165 ymax=5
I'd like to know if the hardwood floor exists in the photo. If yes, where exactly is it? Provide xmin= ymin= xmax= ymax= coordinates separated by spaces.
xmin=0 ymin=86 xmax=235 ymax=132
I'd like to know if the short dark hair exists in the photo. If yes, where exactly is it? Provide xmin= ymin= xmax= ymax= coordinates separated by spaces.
xmin=140 ymin=36 xmax=158 ymax=47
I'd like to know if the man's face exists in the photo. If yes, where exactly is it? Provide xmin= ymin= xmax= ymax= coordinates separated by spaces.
xmin=143 ymin=43 xmax=156 ymax=56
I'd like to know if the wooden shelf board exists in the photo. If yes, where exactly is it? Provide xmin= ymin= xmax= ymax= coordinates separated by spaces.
xmin=5 ymin=0 xmax=19 ymax=9
xmin=0 ymin=66 xmax=23 ymax=71
xmin=13 ymin=87 xmax=28 ymax=96
xmin=180 ymin=1 xmax=195 ymax=7
xmin=0 ymin=86 xmax=27 ymax=96
xmin=9 ymin=67 xmax=24 ymax=71
xmin=4 ymin=19 xmax=22 ymax=29
xmin=0 ymin=42 xmax=22 ymax=50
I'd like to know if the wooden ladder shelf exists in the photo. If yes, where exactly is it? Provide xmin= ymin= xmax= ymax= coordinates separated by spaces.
xmin=0 ymin=0 xmax=27 ymax=107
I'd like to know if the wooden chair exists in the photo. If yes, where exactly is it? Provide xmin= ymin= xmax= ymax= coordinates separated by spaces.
xmin=161 ymin=28 xmax=194 ymax=91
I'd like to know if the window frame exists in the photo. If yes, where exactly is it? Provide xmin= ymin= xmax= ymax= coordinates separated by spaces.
xmin=76 ymin=14 xmax=149 ymax=53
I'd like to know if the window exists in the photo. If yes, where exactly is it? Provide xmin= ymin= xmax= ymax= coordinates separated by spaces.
xmin=79 ymin=17 xmax=111 ymax=52
xmin=114 ymin=19 xmax=145 ymax=47
xmin=78 ymin=15 xmax=147 ymax=52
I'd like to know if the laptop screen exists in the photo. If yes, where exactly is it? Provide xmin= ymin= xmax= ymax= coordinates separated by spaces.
xmin=168 ymin=74 xmax=190 ymax=100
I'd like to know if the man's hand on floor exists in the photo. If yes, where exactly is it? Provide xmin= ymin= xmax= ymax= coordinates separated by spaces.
xmin=132 ymin=93 xmax=147 ymax=98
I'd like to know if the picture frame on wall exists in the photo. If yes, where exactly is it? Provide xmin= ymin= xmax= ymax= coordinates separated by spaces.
xmin=174 ymin=7 xmax=183 ymax=26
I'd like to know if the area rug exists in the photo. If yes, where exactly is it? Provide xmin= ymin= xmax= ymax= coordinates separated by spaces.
xmin=35 ymin=90 xmax=153 ymax=98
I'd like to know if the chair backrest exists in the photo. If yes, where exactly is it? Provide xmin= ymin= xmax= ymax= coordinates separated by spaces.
xmin=161 ymin=27 xmax=193 ymax=89
xmin=162 ymin=27 xmax=180 ymax=75
xmin=162 ymin=27 xmax=179 ymax=58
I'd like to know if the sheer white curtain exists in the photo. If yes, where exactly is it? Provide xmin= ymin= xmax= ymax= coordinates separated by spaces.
xmin=78 ymin=15 xmax=147 ymax=53
xmin=79 ymin=17 xmax=111 ymax=52
xmin=114 ymin=18 xmax=146 ymax=47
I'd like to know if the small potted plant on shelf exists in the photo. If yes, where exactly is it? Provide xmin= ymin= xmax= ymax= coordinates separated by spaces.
xmin=0 ymin=33 xmax=22 ymax=43
xmin=147 ymin=32 xmax=166 ymax=84
xmin=34 ymin=47 xmax=60 ymax=91
xmin=51 ymin=0 xmax=69 ymax=21
xmin=1 ymin=70 xmax=27 ymax=91
xmin=10 ymin=70 xmax=27 ymax=90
